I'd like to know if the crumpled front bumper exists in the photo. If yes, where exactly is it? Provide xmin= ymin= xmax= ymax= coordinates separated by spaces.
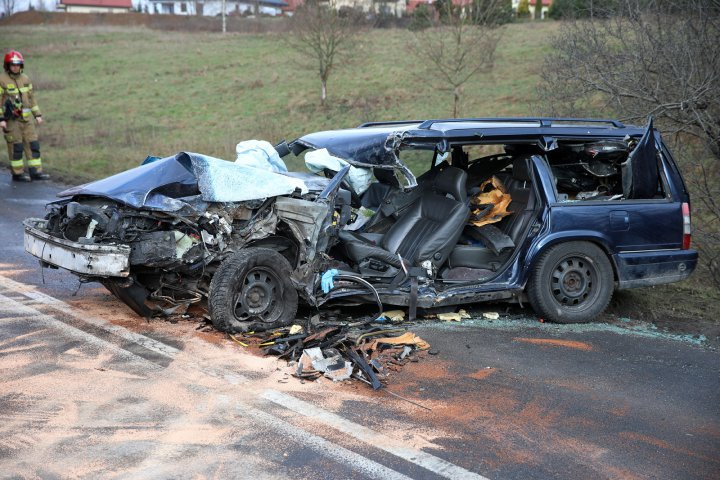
xmin=23 ymin=218 xmax=131 ymax=277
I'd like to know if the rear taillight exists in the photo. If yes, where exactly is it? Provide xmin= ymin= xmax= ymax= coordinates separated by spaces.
xmin=682 ymin=202 xmax=692 ymax=250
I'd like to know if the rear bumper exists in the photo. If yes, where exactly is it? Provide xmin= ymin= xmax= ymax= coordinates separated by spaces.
xmin=23 ymin=218 xmax=131 ymax=277
xmin=614 ymin=249 xmax=697 ymax=289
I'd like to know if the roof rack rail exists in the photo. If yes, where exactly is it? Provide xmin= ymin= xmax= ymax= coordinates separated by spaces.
xmin=417 ymin=117 xmax=625 ymax=129
xmin=357 ymin=120 xmax=425 ymax=128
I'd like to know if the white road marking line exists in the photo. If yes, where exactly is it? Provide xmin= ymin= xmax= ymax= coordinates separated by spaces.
xmin=1 ymin=274 xmax=489 ymax=479
xmin=0 ymin=292 xmax=162 ymax=370
xmin=262 ymin=389 xmax=491 ymax=480
xmin=22 ymin=290 xmax=181 ymax=358
xmin=0 ymin=289 xmax=413 ymax=480
xmin=0 ymin=274 xmax=252 ymax=384
xmin=237 ymin=403 xmax=415 ymax=480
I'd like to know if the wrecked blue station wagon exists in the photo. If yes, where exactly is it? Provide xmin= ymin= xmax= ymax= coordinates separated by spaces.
xmin=23 ymin=117 xmax=697 ymax=332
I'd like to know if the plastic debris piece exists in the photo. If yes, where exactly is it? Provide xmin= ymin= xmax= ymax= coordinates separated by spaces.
xmin=304 ymin=326 xmax=339 ymax=343
xmin=368 ymin=332 xmax=430 ymax=351
xmin=289 ymin=324 xmax=304 ymax=335
xmin=381 ymin=310 xmax=406 ymax=323
xmin=324 ymin=361 xmax=353 ymax=382
xmin=437 ymin=310 xmax=470 ymax=322
xmin=228 ymin=334 xmax=249 ymax=347
xmin=370 ymin=358 xmax=386 ymax=376
xmin=482 ymin=312 xmax=500 ymax=320
xmin=347 ymin=348 xmax=383 ymax=390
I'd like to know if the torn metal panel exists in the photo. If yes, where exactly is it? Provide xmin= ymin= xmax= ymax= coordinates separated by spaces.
xmin=622 ymin=117 xmax=660 ymax=199
xmin=291 ymin=124 xmax=418 ymax=166
xmin=274 ymin=197 xmax=328 ymax=262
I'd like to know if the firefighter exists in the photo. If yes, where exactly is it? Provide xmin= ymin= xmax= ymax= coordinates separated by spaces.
xmin=0 ymin=50 xmax=49 ymax=182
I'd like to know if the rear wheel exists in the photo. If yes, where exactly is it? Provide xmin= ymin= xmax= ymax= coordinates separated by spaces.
xmin=209 ymin=248 xmax=298 ymax=333
xmin=527 ymin=241 xmax=613 ymax=323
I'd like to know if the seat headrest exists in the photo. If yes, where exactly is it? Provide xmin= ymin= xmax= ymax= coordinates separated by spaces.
xmin=512 ymin=157 xmax=533 ymax=182
xmin=433 ymin=166 xmax=468 ymax=202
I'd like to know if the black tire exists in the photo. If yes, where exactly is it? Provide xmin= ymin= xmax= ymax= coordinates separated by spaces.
xmin=208 ymin=248 xmax=298 ymax=333
xmin=527 ymin=241 xmax=613 ymax=324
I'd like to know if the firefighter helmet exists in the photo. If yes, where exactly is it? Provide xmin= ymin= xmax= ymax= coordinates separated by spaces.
xmin=4 ymin=51 xmax=24 ymax=72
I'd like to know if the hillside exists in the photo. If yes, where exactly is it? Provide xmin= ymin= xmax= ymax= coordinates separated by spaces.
xmin=0 ymin=21 xmax=559 ymax=177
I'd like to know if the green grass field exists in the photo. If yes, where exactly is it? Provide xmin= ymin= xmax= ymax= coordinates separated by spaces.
xmin=1 ymin=21 xmax=559 ymax=178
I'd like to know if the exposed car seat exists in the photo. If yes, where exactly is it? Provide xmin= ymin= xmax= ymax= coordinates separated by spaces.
xmin=339 ymin=166 xmax=470 ymax=269
xmin=448 ymin=156 xmax=535 ymax=270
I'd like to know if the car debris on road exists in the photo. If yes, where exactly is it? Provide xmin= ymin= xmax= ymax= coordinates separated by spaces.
xmin=231 ymin=311 xmax=430 ymax=391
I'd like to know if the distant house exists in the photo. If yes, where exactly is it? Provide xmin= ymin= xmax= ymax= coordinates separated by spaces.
xmin=406 ymin=0 xmax=471 ymax=15
xmin=143 ymin=0 xmax=288 ymax=16
xmin=58 ymin=0 xmax=133 ymax=13
xmin=512 ymin=0 xmax=552 ymax=18
xmin=328 ymin=0 xmax=407 ymax=17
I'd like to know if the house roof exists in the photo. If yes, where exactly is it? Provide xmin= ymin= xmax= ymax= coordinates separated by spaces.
xmin=60 ymin=0 xmax=133 ymax=7
xmin=145 ymin=0 xmax=288 ymax=4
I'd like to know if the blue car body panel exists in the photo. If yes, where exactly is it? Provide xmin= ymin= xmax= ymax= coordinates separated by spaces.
xmin=301 ymin=119 xmax=698 ymax=294
xmin=482 ymin=152 xmax=697 ymax=292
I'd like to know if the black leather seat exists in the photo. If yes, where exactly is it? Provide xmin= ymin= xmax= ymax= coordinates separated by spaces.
xmin=448 ymin=157 xmax=535 ymax=270
xmin=339 ymin=166 xmax=470 ymax=269
xmin=498 ymin=156 xmax=535 ymax=243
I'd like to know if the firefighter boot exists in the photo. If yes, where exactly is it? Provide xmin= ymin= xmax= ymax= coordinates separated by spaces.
xmin=28 ymin=167 xmax=50 ymax=180
xmin=12 ymin=172 xmax=31 ymax=182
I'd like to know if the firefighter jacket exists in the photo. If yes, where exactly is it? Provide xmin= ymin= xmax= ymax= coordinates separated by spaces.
xmin=0 ymin=71 xmax=41 ymax=123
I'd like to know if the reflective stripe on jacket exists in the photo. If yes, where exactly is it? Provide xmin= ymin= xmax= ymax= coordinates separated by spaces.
xmin=0 ymin=71 xmax=41 ymax=122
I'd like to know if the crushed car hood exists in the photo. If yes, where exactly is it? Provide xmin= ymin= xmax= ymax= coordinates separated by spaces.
xmin=58 ymin=152 xmax=316 ymax=212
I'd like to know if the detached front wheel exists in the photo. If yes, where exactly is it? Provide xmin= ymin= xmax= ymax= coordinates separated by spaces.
xmin=209 ymin=248 xmax=298 ymax=332
xmin=527 ymin=241 xmax=613 ymax=323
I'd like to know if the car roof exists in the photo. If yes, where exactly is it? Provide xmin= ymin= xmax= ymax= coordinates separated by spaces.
xmin=290 ymin=117 xmax=647 ymax=166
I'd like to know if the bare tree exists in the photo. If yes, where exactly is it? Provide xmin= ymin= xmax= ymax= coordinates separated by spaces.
xmin=534 ymin=0 xmax=542 ymax=19
xmin=538 ymin=0 xmax=720 ymax=286
xmin=287 ymin=2 xmax=358 ymax=106
xmin=1 ymin=0 xmax=15 ymax=17
xmin=409 ymin=0 xmax=504 ymax=117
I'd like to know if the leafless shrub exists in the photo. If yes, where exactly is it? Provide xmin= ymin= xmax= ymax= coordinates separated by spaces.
xmin=287 ymin=1 xmax=360 ymax=106
xmin=538 ymin=0 xmax=720 ymax=287
xmin=409 ymin=0 xmax=504 ymax=117
xmin=1 ymin=0 xmax=15 ymax=16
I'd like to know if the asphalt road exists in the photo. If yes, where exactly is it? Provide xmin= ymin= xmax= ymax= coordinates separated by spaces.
xmin=1 ymin=174 xmax=719 ymax=479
